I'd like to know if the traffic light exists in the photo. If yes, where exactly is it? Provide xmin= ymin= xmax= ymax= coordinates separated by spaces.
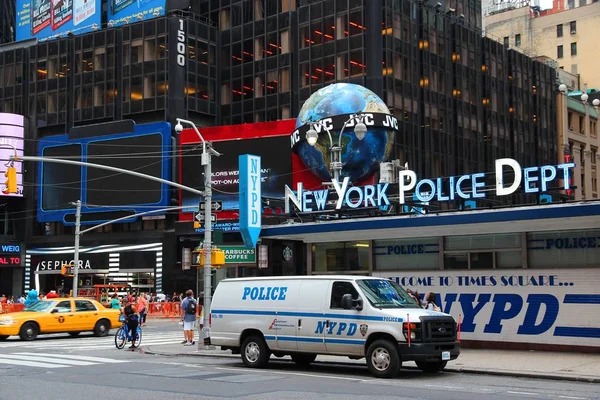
xmin=191 ymin=249 xmax=226 ymax=269
xmin=61 ymin=264 xmax=73 ymax=276
xmin=3 ymin=166 xmax=17 ymax=194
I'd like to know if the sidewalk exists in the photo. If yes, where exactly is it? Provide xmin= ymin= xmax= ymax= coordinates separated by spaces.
xmin=143 ymin=342 xmax=600 ymax=383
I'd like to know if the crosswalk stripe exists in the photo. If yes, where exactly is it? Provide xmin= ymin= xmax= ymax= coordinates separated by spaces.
xmin=0 ymin=354 xmax=96 ymax=366
xmin=64 ymin=340 xmax=187 ymax=350
xmin=15 ymin=352 xmax=129 ymax=363
xmin=0 ymin=358 xmax=68 ymax=369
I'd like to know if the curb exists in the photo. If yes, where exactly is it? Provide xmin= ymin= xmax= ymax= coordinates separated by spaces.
xmin=142 ymin=346 xmax=600 ymax=383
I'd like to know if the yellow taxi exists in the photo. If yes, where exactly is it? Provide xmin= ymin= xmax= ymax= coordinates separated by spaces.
xmin=0 ymin=298 xmax=121 ymax=341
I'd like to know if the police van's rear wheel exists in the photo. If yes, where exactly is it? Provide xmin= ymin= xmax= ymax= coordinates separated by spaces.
xmin=241 ymin=335 xmax=271 ymax=368
xmin=291 ymin=353 xmax=317 ymax=366
xmin=366 ymin=340 xmax=401 ymax=378
xmin=416 ymin=360 xmax=447 ymax=373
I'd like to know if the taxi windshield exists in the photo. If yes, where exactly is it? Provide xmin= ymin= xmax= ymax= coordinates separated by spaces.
xmin=23 ymin=300 xmax=55 ymax=312
xmin=357 ymin=279 xmax=420 ymax=309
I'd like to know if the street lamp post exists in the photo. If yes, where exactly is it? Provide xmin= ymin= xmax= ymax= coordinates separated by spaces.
xmin=175 ymin=118 xmax=220 ymax=349
xmin=305 ymin=114 xmax=368 ymax=181
xmin=71 ymin=200 xmax=82 ymax=296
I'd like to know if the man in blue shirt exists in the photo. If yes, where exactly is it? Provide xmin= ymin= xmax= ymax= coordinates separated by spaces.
xmin=180 ymin=289 xmax=197 ymax=346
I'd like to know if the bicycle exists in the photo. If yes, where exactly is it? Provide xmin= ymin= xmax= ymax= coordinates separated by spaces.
xmin=114 ymin=315 xmax=143 ymax=349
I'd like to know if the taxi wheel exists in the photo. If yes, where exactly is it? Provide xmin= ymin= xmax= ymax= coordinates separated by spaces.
xmin=69 ymin=332 xmax=81 ymax=337
xmin=19 ymin=322 xmax=39 ymax=341
xmin=94 ymin=320 xmax=110 ymax=337
xmin=0 ymin=335 xmax=8 ymax=341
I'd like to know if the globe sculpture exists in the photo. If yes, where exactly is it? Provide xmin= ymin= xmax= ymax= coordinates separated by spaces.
xmin=295 ymin=83 xmax=394 ymax=183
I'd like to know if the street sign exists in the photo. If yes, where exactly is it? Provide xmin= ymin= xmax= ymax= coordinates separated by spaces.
xmin=221 ymin=246 xmax=256 ymax=264
xmin=195 ymin=212 xmax=217 ymax=223
xmin=200 ymin=201 xmax=223 ymax=212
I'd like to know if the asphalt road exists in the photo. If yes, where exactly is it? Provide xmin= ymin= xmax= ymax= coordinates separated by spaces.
xmin=0 ymin=321 xmax=598 ymax=400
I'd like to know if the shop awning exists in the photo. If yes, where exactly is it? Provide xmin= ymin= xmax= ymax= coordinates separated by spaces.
xmin=260 ymin=202 xmax=600 ymax=243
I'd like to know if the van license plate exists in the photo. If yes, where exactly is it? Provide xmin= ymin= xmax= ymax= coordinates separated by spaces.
xmin=441 ymin=351 xmax=450 ymax=361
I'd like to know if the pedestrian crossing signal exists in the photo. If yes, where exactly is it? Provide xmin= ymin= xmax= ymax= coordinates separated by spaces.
xmin=191 ymin=249 xmax=226 ymax=269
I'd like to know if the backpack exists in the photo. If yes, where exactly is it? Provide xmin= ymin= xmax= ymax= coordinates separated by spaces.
xmin=185 ymin=298 xmax=197 ymax=315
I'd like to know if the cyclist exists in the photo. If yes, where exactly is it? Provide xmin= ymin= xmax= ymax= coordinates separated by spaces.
xmin=120 ymin=298 xmax=139 ymax=348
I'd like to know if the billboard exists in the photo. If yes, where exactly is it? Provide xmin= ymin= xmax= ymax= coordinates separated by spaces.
xmin=15 ymin=0 xmax=101 ymax=42
xmin=108 ymin=0 xmax=166 ymax=28
xmin=38 ymin=122 xmax=172 ymax=225
xmin=0 ymin=113 xmax=25 ymax=198
xmin=180 ymin=136 xmax=293 ymax=215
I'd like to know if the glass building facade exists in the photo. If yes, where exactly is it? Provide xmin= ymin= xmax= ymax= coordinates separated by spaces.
xmin=195 ymin=0 xmax=557 ymax=181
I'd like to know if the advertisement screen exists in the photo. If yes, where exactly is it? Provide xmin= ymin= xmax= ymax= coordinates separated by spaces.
xmin=108 ymin=0 xmax=166 ymax=27
xmin=41 ymin=144 xmax=83 ymax=210
xmin=16 ymin=0 xmax=101 ymax=42
xmin=38 ymin=122 xmax=172 ymax=225
xmin=180 ymin=136 xmax=293 ymax=213
xmin=86 ymin=134 xmax=163 ymax=206
xmin=0 ymin=113 xmax=25 ymax=198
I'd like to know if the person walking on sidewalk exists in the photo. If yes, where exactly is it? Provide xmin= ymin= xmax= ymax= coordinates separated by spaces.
xmin=180 ymin=290 xmax=197 ymax=346
xmin=137 ymin=292 xmax=148 ymax=327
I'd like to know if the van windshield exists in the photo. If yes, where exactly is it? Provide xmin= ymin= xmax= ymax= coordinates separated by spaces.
xmin=357 ymin=279 xmax=420 ymax=309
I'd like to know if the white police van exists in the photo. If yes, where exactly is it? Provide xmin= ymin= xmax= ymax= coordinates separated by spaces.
xmin=210 ymin=276 xmax=460 ymax=378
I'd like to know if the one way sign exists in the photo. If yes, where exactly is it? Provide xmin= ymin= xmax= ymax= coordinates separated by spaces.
xmin=195 ymin=212 xmax=217 ymax=223
xmin=200 ymin=201 xmax=223 ymax=212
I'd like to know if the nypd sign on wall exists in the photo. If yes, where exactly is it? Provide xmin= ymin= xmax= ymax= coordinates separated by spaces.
xmin=239 ymin=155 xmax=261 ymax=248
xmin=374 ymin=269 xmax=600 ymax=347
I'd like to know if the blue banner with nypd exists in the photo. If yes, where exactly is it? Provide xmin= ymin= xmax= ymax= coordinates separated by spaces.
xmin=239 ymin=155 xmax=261 ymax=249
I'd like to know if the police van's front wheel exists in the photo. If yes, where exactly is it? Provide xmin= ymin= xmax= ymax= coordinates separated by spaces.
xmin=366 ymin=340 xmax=401 ymax=378
xmin=241 ymin=335 xmax=271 ymax=368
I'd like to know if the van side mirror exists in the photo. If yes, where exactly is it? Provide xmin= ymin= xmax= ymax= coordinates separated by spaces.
xmin=341 ymin=294 xmax=363 ymax=311
xmin=355 ymin=298 xmax=363 ymax=311
xmin=341 ymin=294 xmax=353 ymax=310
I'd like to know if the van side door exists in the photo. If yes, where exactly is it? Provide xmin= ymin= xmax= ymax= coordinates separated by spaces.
xmin=295 ymin=279 xmax=329 ymax=354
xmin=324 ymin=281 xmax=365 ymax=356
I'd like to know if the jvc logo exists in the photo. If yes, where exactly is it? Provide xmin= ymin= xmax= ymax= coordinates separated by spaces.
xmin=315 ymin=321 xmax=358 ymax=336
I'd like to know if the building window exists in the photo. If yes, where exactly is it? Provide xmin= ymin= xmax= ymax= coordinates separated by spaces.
xmin=571 ymin=64 xmax=578 ymax=74
xmin=312 ymin=242 xmax=370 ymax=274
xmin=528 ymin=229 xmax=600 ymax=268
xmin=503 ymin=36 xmax=509 ymax=47
xmin=444 ymin=233 xmax=522 ymax=270
xmin=570 ymin=21 xmax=576 ymax=34
xmin=571 ymin=42 xmax=577 ymax=56
xmin=557 ymin=45 xmax=564 ymax=59
xmin=374 ymin=238 xmax=440 ymax=270
xmin=515 ymin=34 xmax=521 ymax=47
xmin=557 ymin=24 xmax=563 ymax=37
xmin=568 ymin=0 xmax=575 ymax=8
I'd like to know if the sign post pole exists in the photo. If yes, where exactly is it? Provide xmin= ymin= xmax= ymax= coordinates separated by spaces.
xmin=71 ymin=200 xmax=81 ymax=297
xmin=203 ymin=144 xmax=214 ymax=349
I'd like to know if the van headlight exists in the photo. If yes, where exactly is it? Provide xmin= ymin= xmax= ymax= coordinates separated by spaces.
xmin=402 ymin=322 xmax=421 ymax=341
xmin=0 ymin=319 xmax=15 ymax=326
